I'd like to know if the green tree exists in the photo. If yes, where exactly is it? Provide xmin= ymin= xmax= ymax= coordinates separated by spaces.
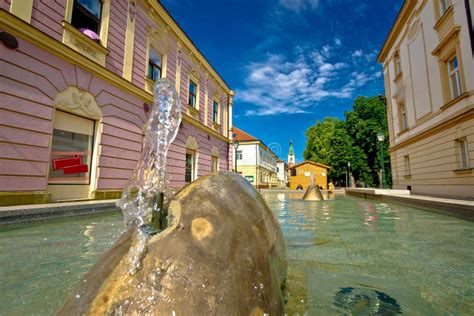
xmin=303 ymin=95 xmax=391 ymax=188
xmin=345 ymin=96 xmax=391 ymax=187
xmin=304 ymin=117 xmax=369 ymax=186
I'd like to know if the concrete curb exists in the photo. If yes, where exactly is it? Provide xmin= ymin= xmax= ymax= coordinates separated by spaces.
xmin=0 ymin=200 xmax=120 ymax=225
xmin=345 ymin=188 xmax=474 ymax=221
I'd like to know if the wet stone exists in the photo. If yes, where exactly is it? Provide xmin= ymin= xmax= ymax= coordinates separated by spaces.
xmin=58 ymin=172 xmax=287 ymax=315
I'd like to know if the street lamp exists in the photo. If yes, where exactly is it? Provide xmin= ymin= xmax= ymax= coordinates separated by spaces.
xmin=377 ymin=132 xmax=386 ymax=189
xmin=233 ymin=141 xmax=239 ymax=173
xmin=347 ymin=161 xmax=351 ymax=188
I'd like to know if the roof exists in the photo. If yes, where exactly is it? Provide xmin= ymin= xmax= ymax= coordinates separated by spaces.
xmin=377 ymin=0 xmax=416 ymax=63
xmin=288 ymin=140 xmax=295 ymax=155
xmin=232 ymin=127 xmax=279 ymax=159
xmin=232 ymin=127 xmax=258 ymax=142
xmin=289 ymin=160 xmax=330 ymax=170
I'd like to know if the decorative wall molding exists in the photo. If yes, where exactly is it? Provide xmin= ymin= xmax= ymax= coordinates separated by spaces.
xmin=186 ymin=136 xmax=199 ymax=150
xmin=407 ymin=18 xmax=421 ymax=41
xmin=211 ymin=146 xmax=219 ymax=157
xmin=54 ymin=86 xmax=102 ymax=119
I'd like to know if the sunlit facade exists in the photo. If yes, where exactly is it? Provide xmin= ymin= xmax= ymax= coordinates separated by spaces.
xmin=0 ymin=0 xmax=234 ymax=205
xmin=378 ymin=0 xmax=474 ymax=199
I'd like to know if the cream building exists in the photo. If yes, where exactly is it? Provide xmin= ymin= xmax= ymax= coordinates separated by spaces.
xmin=378 ymin=0 xmax=474 ymax=199
xmin=232 ymin=127 xmax=278 ymax=188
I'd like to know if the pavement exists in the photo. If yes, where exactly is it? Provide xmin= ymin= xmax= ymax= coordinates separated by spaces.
xmin=0 ymin=199 xmax=119 ymax=225
xmin=345 ymin=188 xmax=474 ymax=221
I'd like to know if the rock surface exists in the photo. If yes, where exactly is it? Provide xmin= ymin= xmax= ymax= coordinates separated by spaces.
xmin=302 ymin=184 xmax=325 ymax=201
xmin=58 ymin=172 xmax=287 ymax=315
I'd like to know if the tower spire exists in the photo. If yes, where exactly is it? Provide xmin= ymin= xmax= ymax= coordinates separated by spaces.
xmin=288 ymin=140 xmax=295 ymax=167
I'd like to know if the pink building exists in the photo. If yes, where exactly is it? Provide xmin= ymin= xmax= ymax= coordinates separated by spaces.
xmin=0 ymin=0 xmax=234 ymax=206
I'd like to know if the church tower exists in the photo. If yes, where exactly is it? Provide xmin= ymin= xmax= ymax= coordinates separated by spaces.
xmin=288 ymin=140 xmax=295 ymax=168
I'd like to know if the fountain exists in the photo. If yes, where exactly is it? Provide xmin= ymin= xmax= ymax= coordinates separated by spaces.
xmin=302 ymin=175 xmax=325 ymax=201
xmin=58 ymin=79 xmax=287 ymax=315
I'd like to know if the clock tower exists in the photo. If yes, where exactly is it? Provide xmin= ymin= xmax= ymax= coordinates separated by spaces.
xmin=288 ymin=140 xmax=295 ymax=168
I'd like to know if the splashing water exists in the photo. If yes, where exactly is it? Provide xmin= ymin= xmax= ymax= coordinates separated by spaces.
xmin=117 ymin=79 xmax=181 ymax=230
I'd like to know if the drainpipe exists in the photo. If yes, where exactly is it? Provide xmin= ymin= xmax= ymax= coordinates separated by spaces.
xmin=465 ymin=0 xmax=474 ymax=56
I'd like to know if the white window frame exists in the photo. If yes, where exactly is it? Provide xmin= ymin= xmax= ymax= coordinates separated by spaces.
xmin=394 ymin=53 xmax=401 ymax=76
xmin=236 ymin=150 xmax=243 ymax=160
xmin=404 ymin=155 xmax=411 ymax=176
xmin=212 ymin=99 xmax=220 ymax=124
xmin=399 ymin=102 xmax=407 ymax=131
xmin=185 ymin=150 xmax=196 ymax=183
xmin=147 ymin=49 xmax=162 ymax=81
xmin=440 ymin=0 xmax=450 ymax=15
xmin=211 ymin=155 xmax=219 ymax=173
xmin=457 ymin=138 xmax=470 ymax=169
xmin=448 ymin=56 xmax=462 ymax=99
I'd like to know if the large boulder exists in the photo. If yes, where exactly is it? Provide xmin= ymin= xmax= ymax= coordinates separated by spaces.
xmin=58 ymin=172 xmax=287 ymax=315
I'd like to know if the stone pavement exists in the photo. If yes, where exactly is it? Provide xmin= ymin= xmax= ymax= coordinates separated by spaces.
xmin=346 ymin=188 xmax=474 ymax=221
xmin=0 ymin=199 xmax=119 ymax=225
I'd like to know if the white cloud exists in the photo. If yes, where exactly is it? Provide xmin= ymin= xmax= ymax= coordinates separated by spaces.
xmin=352 ymin=49 xmax=364 ymax=58
xmin=334 ymin=37 xmax=342 ymax=46
xmin=236 ymin=45 xmax=383 ymax=116
xmin=278 ymin=0 xmax=320 ymax=13
xmin=351 ymin=49 xmax=379 ymax=62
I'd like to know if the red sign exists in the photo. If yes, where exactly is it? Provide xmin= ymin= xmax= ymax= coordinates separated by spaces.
xmin=52 ymin=155 xmax=88 ymax=175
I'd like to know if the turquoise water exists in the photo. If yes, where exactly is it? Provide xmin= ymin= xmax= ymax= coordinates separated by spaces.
xmin=0 ymin=211 xmax=125 ymax=315
xmin=0 ymin=194 xmax=473 ymax=315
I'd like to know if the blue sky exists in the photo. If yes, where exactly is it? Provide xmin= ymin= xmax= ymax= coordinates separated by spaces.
xmin=162 ymin=0 xmax=405 ymax=161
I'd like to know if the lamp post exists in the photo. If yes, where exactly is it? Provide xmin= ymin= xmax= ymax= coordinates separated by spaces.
xmin=377 ymin=132 xmax=386 ymax=189
xmin=347 ymin=161 xmax=351 ymax=188
xmin=232 ymin=141 xmax=239 ymax=173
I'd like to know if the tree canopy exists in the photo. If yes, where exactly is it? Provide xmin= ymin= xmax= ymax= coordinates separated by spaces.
xmin=304 ymin=96 xmax=391 ymax=187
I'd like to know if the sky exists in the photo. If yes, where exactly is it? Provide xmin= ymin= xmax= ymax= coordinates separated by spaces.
xmin=161 ymin=0 xmax=405 ymax=162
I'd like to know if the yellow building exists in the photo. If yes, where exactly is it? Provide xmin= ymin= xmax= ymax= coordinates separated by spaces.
xmin=289 ymin=161 xmax=329 ymax=190
xmin=378 ymin=0 xmax=474 ymax=199
xmin=233 ymin=127 xmax=278 ymax=188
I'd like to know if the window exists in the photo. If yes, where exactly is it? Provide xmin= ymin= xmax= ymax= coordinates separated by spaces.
xmin=71 ymin=0 xmax=102 ymax=38
xmin=448 ymin=56 xmax=462 ymax=99
xmin=236 ymin=150 xmax=243 ymax=160
xmin=213 ymin=100 xmax=219 ymax=123
xmin=457 ymin=138 xmax=470 ymax=169
xmin=185 ymin=151 xmax=196 ymax=183
xmin=439 ymin=0 xmax=450 ymax=16
xmin=188 ymin=80 xmax=197 ymax=108
xmin=404 ymin=155 xmax=411 ymax=176
xmin=245 ymin=175 xmax=254 ymax=183
xmin=211 ymin=156 xmax=218 ymax=173
xmin=148 ymin=50 xmax=162 ymax=81
xmin=399 ymin=102 xmax=408 ymax=131
xmin=394 ymin=53 xmax=401 ymax=76
xmin=49 ymin=111 xmax=94 ymax=184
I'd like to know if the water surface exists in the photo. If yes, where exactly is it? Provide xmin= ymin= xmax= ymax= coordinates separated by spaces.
xmin=266 ymin=193 xmax=474 ymax=315
xmin=0 ymin=194 xmax=473 ymax=315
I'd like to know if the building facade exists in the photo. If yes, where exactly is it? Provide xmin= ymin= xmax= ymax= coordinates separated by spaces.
xmin=378 ymin=0 xmax=474 ymax=199
xmin=232 ymin=127 xmax=278 ymax=188
xmin=276 ymin=159 xmax=288 ymax=188
xmin=0 ymin=0 xmax=234 ymax=206
xmin=289 ymin=161 xmax=329 ymax=190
